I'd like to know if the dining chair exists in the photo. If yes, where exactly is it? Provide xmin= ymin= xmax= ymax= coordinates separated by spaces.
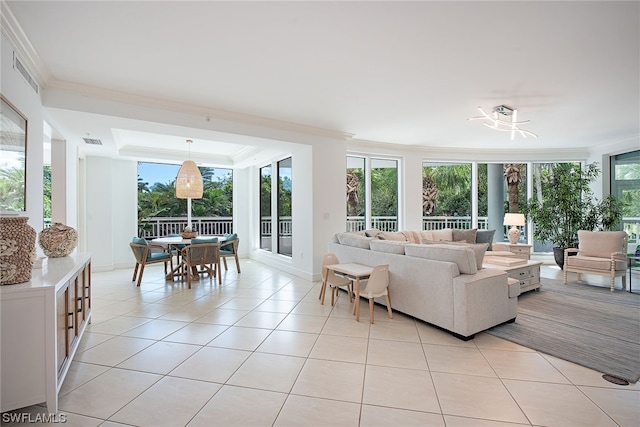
xmin=319 ymin=252 xmax=354 ymax=306
xmin=358 ymin=264 xmax=392 ymax=324
xmin=180 ymin=238 xmax=221 ymax=288
xmin=220 ymin=233 xmax=241 ymax=273
xmin=129 ymin=237 xmax=173 ymax=287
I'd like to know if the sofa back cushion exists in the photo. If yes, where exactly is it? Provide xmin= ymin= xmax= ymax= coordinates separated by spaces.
xmin=578 ymin=230 xmax=627 ymax=258
xmin=443 ymin=241 xmax=489 ymax=270
xmin=370 ymin=239 xmax=407 ymax=255
xmin=405 ymin=243 xmax=478 ymax=274
xmin=336 ymin=232 xmax=373 ymax=249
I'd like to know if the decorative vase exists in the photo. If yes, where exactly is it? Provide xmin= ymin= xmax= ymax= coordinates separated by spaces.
xmin=38 ymin=222 xmax=78 ymax=257
xmin=0 ymin=216 xmax=37 ymax=285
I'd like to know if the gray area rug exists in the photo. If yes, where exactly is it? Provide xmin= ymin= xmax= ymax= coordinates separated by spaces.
xmin=485 ymin=277 xmax=640 ymax=383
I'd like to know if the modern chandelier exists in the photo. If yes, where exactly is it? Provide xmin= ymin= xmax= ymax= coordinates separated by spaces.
xmin=468 ymin=105 xmax=537 ymax=140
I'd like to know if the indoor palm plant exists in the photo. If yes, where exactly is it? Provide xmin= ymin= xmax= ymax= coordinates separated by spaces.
xmin=522 ymin=162 xmax=623 ymax=268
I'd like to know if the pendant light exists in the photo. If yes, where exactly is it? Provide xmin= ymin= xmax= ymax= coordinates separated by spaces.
xmin=176 ymin=139 xmax=203 ymax=199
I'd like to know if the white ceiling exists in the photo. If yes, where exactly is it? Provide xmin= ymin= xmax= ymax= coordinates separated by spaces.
xmin=4 ymin=1 xmax=640 ymax=163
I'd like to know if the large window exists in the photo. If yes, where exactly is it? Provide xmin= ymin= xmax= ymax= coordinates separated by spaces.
xmin=611 ymin=150 xmax=640 ymax=245
xmin=259 ymin=165 xmax=272 ymax=251
xmin=346 ymin=156 xmax=398 ymax=232
xmin=258 ymin=157 xmax=293 ymax=257
xmin=277 ymin=157 xmax=292 ymax=256
xmin=136 ymin=162 xmax=233 ymax=238
xmin=422 ymin=162 xmax=472 ymax=230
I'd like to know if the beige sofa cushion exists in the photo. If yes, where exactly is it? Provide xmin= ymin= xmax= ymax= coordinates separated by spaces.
xmin=577 ymin=230 xmax=627 ymax=258
xmin=566 ymin=255 xmax=627 ymax=272
xmin=444 ymin=241 xmax=490 ymax=270
xmin=370 ymin=240 xmax=407 ymax=255
xmin=336 ymin=233 xmax=372 ymax=249
xmin=405 ymin=243 xmax=477 ymax=274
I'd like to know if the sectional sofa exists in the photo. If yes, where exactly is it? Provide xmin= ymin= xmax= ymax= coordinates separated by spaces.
xmin=327 ymin=229 xmax=519 ymax=340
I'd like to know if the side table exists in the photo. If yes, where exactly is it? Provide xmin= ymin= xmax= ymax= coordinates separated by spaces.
xmin=483 ymin=259 xmax=542 ymax=293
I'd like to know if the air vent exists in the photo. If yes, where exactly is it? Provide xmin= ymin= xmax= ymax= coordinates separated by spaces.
xmin=83 ymin=138 xmax=103 ymax=145
xmin=13 ymin=53 xmax=39 ymax=94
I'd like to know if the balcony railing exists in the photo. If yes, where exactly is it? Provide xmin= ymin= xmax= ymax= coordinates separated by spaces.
xmin=140 ymin=216 xmax=233 ymax=239
xmin=346 ymin=216 xmax=489 ymax=232
xmin=135 ymin=215 xmax=638 ymax=247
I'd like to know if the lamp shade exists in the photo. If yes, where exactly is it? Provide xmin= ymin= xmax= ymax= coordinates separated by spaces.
xmin=503 ymin=213 xmax=525 ymax=226
xmin=175 ymin=160 xmax=203 ymax=199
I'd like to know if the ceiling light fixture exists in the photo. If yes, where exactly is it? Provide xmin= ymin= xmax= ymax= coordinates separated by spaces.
xmin=175 ymin=139 xmax=203 ymax=229
xmin=468 ymin=105 xmax=537 ymax=140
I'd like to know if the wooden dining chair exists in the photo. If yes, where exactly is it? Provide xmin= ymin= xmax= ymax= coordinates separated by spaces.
xmin=180 ymin=238 xmax=221 ymax=288
xmin=220 ymin=233 xmax=241 ymax=273
xmin=129 ymin=237 xmax=173 ymax=287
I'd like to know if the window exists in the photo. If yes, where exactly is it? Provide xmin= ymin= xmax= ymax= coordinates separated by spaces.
xmin=611 ymin=150 xmax=640 ymax=245
xmin=259 ymin=165 xmax=272 ymax=251
xmin=422 ymin=162 xmax=472 ymax=230
xmin=346 ymin=156 xmax=398 ymax=232
xmin=136 ymin=162 xmax=233 ymax=238
xmin=258 ymin=157 xmax=293 ymax=257
xmin=277 ymin=157 xmax=292 ymax=256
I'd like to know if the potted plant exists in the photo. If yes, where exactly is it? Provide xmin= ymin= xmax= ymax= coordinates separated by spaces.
xmin=522 ymin=162 xmax=623 ymax=269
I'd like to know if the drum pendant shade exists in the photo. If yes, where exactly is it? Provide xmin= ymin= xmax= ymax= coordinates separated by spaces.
xmin=176 ymin=160 xmax=203 ymax=199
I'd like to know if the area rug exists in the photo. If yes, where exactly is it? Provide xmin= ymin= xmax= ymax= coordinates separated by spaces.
xmin=486 ymin=277 xmax=640 ymax=383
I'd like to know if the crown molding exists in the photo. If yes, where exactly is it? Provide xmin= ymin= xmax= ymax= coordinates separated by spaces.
xmin=1 ymin=1 xmax=51 ymax=87
xmin=45 ymin=79 xmax=354 ymax=142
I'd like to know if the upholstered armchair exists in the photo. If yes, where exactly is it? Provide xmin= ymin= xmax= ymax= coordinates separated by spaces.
xmin=563 ymin=230 xmax=628 ymax=292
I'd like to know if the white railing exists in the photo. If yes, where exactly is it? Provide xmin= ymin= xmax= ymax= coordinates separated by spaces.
xmin=138 ymin=215 xmax=638 ymax=247
xmin=140 ymin=216 xmax=233 ymax=239
xmin=345 ymin=216 xmax=489 ymax=232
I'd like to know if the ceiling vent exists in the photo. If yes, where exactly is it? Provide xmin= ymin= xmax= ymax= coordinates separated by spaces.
xmin=13 ymin=53 xmax=39 ymax=94
xmin=83 ymin=138 xmax=103 ymax=145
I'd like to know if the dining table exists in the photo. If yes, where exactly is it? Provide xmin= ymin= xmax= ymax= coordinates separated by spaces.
xmin=151 ymin=235 xmax=227 ymax=283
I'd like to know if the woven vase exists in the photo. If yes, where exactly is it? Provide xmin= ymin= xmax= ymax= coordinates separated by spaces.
xmin=38 ymin=222 xmax=78 ymax=257
xmin=0 ymin=216 xmax=37 ymax=285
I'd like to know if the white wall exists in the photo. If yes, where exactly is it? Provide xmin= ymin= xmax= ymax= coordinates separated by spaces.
xmin=1 ymin=34 xmax=44 ymax=243
xmin=84 ymin=156 xmax=137 ymax=271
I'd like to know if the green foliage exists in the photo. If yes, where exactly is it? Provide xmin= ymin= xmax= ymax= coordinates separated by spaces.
xmin=522 ymin=162 xmax=622 ymax=248
xmin=43 ymin=166 xmax=51 ymax=219
xmin=423 ymin=164 xmax=471 ymax=216
xmin=137 ymin=167 xmax=233 ymax=235
xmin=370 ymin=167 xmax=397 ymax=216
xmin=0 ymin=165 xmax=25 ymax=211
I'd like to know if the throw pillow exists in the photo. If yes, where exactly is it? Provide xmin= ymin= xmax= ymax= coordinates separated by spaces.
xmin=430 ymin=229 xmax=453 ymax=241
xmin=364 ymin=228 xmax=382 ymax=238
xmin=476 ymin=229 xmax=496 ymax=251
xmin=453 ymin=228 xmax=477 ymax=244
xmin=377 ymin=231 xmax=407 ymax=241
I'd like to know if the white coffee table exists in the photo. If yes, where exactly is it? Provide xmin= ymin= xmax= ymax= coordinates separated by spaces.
xmin=484 ymin=258 xmax=543 ymax=293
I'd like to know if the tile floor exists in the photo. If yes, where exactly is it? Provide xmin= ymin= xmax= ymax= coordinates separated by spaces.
xmin=3 ymin=260 xmax=639 ymax=426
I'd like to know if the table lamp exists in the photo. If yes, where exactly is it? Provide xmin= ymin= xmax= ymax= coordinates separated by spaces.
xmin=504 ymin=213 xmax=525 ymax=244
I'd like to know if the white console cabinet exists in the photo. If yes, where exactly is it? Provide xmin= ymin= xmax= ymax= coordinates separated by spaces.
xmin=1 ymin=253 xmax=91 ymax=414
